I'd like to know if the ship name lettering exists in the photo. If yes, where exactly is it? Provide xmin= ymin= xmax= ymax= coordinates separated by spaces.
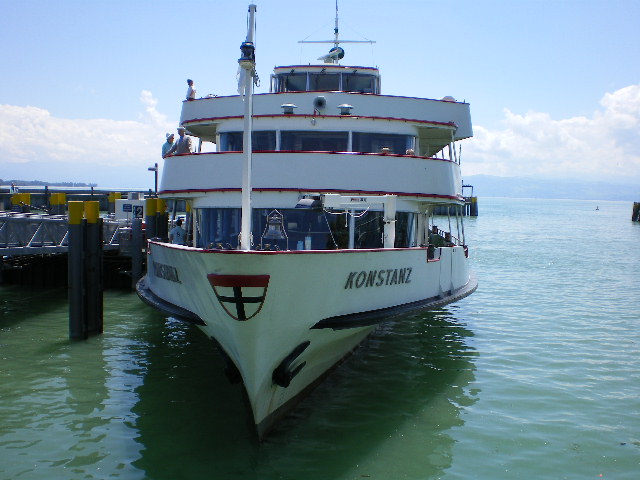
xmin=153 ymin=261 xmax=181 ymax=283
xmin=344 ymin=267 xmax=412 ymax=289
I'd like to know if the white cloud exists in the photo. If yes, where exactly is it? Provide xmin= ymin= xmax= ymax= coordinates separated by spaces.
xmin=0 ymin=91 xmax=174 ymax=187
xmin=2 ymin=85 xmax=639 ymax=187
xmin=463 ymin=84 xmax=640 ymax=182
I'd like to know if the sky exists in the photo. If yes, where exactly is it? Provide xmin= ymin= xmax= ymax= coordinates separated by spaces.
xmin=1 ymin=0 xmax=639 ymax=191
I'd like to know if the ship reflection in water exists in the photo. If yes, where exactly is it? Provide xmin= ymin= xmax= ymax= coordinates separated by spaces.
xmin=131 ymin=308 xmax=477 ymax=479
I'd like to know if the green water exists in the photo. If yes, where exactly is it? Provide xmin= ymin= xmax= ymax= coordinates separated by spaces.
xmin=1 ymin=198 xmax=639 ymax=479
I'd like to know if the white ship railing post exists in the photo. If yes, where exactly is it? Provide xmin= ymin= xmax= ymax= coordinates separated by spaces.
xmin=239 ymin=4 xmax=257 ymax=251
xmin=383 ymin=194 xmax=396 ymax=248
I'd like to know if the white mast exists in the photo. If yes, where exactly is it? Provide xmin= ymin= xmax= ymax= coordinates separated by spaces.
xmin=238 ymin=4 xmax=257 ymax=251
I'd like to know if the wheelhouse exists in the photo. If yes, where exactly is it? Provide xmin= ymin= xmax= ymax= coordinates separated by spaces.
xmin=271 ymin=65 xmax=381 ymax=94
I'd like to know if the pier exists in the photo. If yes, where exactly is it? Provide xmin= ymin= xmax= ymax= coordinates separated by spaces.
xmin=0 ymin=201 xmax=153 ymax=288
xmin=0 ymin=187 xmax=166 ymax=339
xmin=433 ymin=184 xmax=478 ymax=216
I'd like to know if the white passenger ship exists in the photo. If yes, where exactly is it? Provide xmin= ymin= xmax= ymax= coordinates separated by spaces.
xmin=137 ymin=4 xmax=477 ymax=438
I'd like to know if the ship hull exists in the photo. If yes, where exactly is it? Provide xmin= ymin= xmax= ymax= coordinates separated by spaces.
xmin=137 ymin=242 xmax=476 ymax=437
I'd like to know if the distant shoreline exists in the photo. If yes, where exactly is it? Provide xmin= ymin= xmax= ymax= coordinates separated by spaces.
xmin=463 ymin=174 xmax=639 ymax=202
xmin=1 ymin=179 xmax=97 ymax=188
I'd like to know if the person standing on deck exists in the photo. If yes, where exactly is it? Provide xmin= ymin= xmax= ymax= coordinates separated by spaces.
xmin=162 ymin=133 xmax=175 ymax=159
xmin=186 ymin=79 xmax=196 ymax=101
xmin=169 ymin=219 xmax=187 ymax=245
xmin=165 ymin=127 xmax=192 ymax=156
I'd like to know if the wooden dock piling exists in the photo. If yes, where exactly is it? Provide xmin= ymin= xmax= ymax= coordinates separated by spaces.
xmin=130 ymin=218 xmax=144 ymax=289
xmin=50 ymin=192 xmax=66 ymax=215
xmin=68 ymin=202 xmax=85 ymax=339
xmin=145 ymin=198 xmax=157 ymax=239
xmin=632 ymin=202 xmax=640 ymax=222
xmin=84 ymin=201 xmax=104 ymax=335
xmin=68 ymin=201 xmax=104 ymax=340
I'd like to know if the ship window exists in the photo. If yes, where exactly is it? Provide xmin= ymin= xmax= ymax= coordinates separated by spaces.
xmin=325 ymin=211 xmax=415 ymax=248
xmin=219 ymin=131 xmax=276 ymax=151
xmin=352 ymin=133 xmax=414 ymax=154
xmin=280 ymin=131 xmax=348 ymax=151
xmin=309 ymin=73 xmax=340 ymax=91
xmin=196 ymin=208 xmax=336 ymax=250
xmin=196 ymin=208 xmax=242 ymax=248
xmin=343 ymin=74 xmax=376 ymax=93
xmin=280 ymin=73 xmax=308 ymax=92
xmin=195 ymin=208 xmax=417 ymax=250
xmin=395 ymin=212 xmax=417 ymax=248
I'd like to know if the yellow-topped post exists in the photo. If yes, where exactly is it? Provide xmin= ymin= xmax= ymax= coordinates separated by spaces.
xmin=68 ymin=201 xmax=85 ymax=338
xmin=108 ymin=192 xmax=121 ymax=214
xmin=11 ymin=193 xmax=31 ymax=213
xmin=10 ymin=194 xmax=20 ymax=212
xmin=68 ymin=201 xmax=84 ymax=225
xmin=145 ymin=197 xmax=157 ymax=215
xmin=84 ymin=201 xmax=100 ymax=223
xmin=84 ymin=201 xmax=103 ymax=336
xmin=145 ymin=197 xmax=158 ymax=239
xmin=51 ymin=193 xmax=66 ymax=214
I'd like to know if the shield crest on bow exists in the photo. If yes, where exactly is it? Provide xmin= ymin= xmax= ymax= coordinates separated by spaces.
xmin=207 ymin=274 xmax=270 ymax=321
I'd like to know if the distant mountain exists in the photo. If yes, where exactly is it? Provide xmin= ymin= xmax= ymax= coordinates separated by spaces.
xmin=462 ymin=175 xmax=640 ymax=201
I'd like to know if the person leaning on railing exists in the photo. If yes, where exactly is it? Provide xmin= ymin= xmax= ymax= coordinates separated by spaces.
xmin=164 ymin=127 xmax=193 ymax=156
xmin=162 ymin=133 xmax=175 ymax=159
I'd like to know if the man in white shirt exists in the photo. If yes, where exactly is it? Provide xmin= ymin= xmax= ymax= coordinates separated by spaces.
xmin=186 ymin=79 xmax=196 ymax=101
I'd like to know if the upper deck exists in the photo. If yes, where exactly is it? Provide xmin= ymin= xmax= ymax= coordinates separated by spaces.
xmin=181 ymin=77 xmax=471 ymax=158
xmin=167 ymin=63 xmax=472 ymax=201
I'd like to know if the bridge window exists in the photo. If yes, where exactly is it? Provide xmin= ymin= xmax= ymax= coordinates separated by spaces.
xmin=272 ymin=73 xmax=307 ymax=92
xmin=352 ymin=133 xmax=414 ymax=154
xmin=272 ymin=71 xmax=379 ymax=93
xmin=309 ymin=73 xmax=340 ymax=91
xmin=281 ymin=131 xmax=348 ymax=151
xmin=343 ymin=73 xmax=376 ymax=93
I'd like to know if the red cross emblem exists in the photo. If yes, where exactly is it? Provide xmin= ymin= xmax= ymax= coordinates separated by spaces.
xmin=207 ymin=274 xmax=270 ymax=321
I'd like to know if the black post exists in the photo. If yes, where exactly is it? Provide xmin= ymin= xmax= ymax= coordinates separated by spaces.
xmin=148 ymin=163 xmax=158 ymax=197
xmin=145 ymin=197 xmax=157 ymax=240
xmin=68 ymin=202 xmax=86 ymax=339
xmin=131 ymin=217 xmax=144 ymax=289
xmin=85 ymin=201 xmax=103 ymax=335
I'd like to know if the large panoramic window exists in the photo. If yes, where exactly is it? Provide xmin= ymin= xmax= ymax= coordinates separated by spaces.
xmin=280 ymin=131 xmax=348 ymax=152
xmin=352 ymin=133 xmax=414 ymax=154
xmin=219 ymin=131 xmax=276 ymax=151
xmin=195 ymin=208 xmax=335 ymax=250
xmin=195 ymin=207 xmax=416 ymax=250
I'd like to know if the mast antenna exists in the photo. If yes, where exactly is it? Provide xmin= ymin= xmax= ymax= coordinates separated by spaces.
xmin=298 ymin=0 xmax=375 ymax=64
